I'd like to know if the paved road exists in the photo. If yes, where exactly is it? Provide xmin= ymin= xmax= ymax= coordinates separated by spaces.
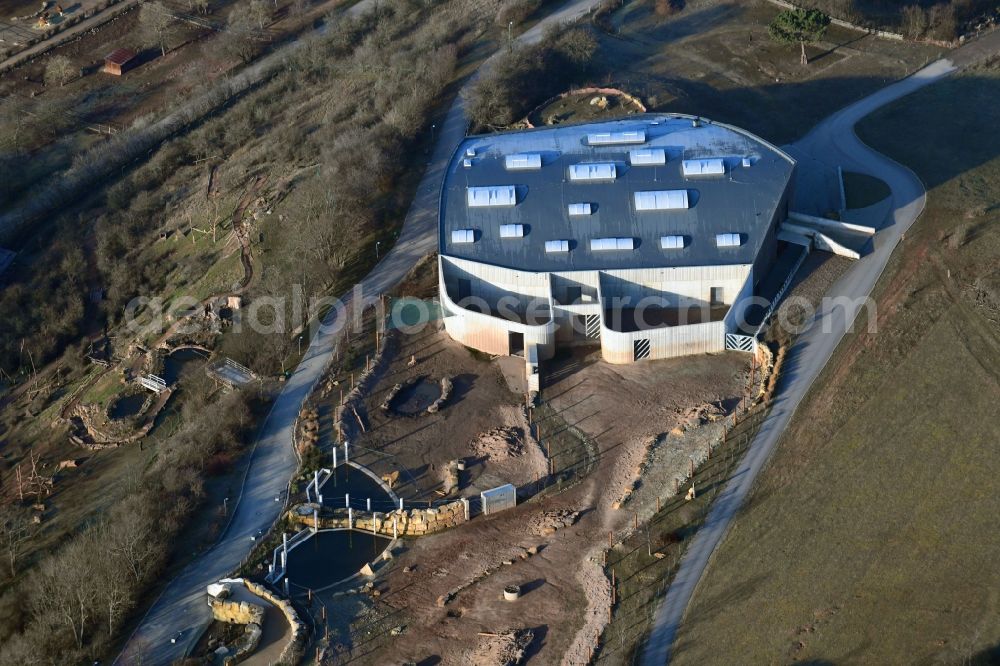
xmin=639 ymin=57 xmax=963 ymax=665
xmin=116 ymin=1 xmax=601 ymax=663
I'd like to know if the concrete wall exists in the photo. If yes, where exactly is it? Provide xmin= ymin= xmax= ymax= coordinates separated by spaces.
xmin=599 ymin=319 xmax=727 ymax=363
xmin=439 ymin=256 xmax=556 ymax=359
xmin=440 ymin=257 xmax=758 ymax=363
xmin=599 ymin=264 xmax=752 ymax=308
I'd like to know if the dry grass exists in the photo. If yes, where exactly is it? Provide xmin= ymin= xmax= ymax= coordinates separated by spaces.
xmin=593 ymin=0 xmax=943 ymax=144
xmin=670 ymin=61 xmax=1000 ymax=666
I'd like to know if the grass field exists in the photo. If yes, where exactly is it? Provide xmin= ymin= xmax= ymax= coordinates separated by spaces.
xmin=670 ymin=60 xmax=1000 ymax=665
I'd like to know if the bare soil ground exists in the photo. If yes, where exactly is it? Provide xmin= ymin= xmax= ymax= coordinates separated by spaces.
xmin=354 ymin=325 xmax=547 ymax=500
xmin=340 ymin=339 xmax=750 ymax=665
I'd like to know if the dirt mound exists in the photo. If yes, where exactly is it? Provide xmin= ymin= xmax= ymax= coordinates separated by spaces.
xmin=526 ymin=509 xmax=580 ymax=536
xmin=471 ymin=427 xmax=525 ymax=460
xmin=467 ymin=628 xmax=534 ymax=666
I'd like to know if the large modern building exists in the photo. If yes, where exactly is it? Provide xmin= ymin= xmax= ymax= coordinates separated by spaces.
xmin=437 ymin=114 xmax=796 ymax=365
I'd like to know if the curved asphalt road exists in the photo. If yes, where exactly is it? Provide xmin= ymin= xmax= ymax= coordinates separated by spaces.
xmin=639 ymin=57 xmax=963 ymax=665
xmin=117 ymin=1 xmax=601 ymax=663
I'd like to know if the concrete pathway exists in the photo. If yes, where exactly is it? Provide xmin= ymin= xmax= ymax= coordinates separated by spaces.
xmin=638 ymin=49 xmax=1000 ymax=665
xmin=115 ymin=1 xmax=601 ymax=663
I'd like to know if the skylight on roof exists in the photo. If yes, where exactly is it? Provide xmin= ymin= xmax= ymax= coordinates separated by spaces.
xmin=467 ymin=185 xmax=516 ymax=207
xmin=590 ymin=237 xmax=635 ymax=251
xmin=634 ymin=190 xmax=689 ymax=211
xmin=568 ymin=163 xmax=617 ymax=181
xmin=452 ymin=229 xmax=476 ymax=244
xmin=545 ymin=240 xmax=570 ymax=253
xmin=499 ymin=224 xmax=525 ymax=238
xmin=586 ymin=130 xmax=646 ymax=146
xmin=682 ymin=158 xmax=725 ymax=177
xmin=629 ymin=148 xmax=666 ymax=166
xmin=716 ymin=233 xmax=741 ymax=247
xmin=567 ymin=203 xmax=592 ymax=216
xmin=504 ymin=153 xmax=542 ymax=170
xmin=660 ymin=235 xmax=685 ymax=250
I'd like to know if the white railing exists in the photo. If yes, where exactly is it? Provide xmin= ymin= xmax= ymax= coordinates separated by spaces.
xmin=138 ymin=374 xmax=167 ymax=393
xmin=755 ymin=246 xmax=811 ymax=338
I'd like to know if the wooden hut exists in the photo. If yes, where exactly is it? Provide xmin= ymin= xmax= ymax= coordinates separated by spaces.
xmin=102 ymin=48 xmax=136 ymax=76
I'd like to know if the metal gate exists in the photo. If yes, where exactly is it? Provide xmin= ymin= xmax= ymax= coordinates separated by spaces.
xmin=633 ymin=338 xmax=651 ymax=361
xmin=725 ymin=333 xmax=757 ymax=353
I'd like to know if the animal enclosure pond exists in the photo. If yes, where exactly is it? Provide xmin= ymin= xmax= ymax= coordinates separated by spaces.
xmin=320 ymin=465 xmax=395 ymax=512
xmin=389 ymin=377 xmax=441 ymax=415
xmin=162 ymin=347 xmax=210 ymax=385
xmin=284 ymin=529 xmax=391 ymax=590
xmin=108 ymin=392 xmax=146 ymax=420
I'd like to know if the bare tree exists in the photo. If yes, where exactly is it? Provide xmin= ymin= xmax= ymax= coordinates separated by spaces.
xmin=248 ymin=0 xmax=272 ymax=30
xmin=93 ymin=549 xmax=132 ymax=636
xmin=44 ymin=55 xmax=75 ymax=87
xmin=32 ymin=536 xmax=98 ymax=649
xmin=222 ymin=8 xmax=261 ymax=64
xmin=104 ymin=503 xmax=160 ymax=584
xmin=140 ymin=1 xmax=176 ymax=57
xmin=0 ymin=504 xmax=34 ymax=576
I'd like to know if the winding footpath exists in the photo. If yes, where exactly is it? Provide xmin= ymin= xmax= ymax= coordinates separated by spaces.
xmin=642 ymin=32 xmax=1000 ymax=665
xmin=116 ymin=1 xmax=602 ymax=663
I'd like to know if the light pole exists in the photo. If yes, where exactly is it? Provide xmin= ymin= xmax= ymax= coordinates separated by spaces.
xmin=508 ymin=21 xmax=513 ymax=53
xmin=375 ymin=241 xmax=381 ymax=259
xmin=223 ymin=497 xmax=229 ymax=516
xmin=298 ymin=335 xmax=303 ymax=356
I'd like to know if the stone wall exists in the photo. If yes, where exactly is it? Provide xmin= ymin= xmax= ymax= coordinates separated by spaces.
xmin=244 ymin=579 xmax=309 ymax=665
xmin=210 ymin=598 xmax=264 ymax=626
xmin=288 ymin=500 xmax=467 ymax=537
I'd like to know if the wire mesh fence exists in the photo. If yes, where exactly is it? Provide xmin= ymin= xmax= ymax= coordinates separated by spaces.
xmin=593 ymin=402 xmax=770 ymax=664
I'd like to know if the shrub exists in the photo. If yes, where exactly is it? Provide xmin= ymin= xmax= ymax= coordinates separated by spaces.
xmin=466 ymin=25 xmax=598 ymax=130
xmin=654 ymin=0 xmax=683 ymax=17
xmin=496 ymin=0 xmax=543 ymax=28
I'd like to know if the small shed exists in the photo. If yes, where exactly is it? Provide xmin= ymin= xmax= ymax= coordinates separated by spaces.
xmin=102 ymin=48 xmax=136 ymax=76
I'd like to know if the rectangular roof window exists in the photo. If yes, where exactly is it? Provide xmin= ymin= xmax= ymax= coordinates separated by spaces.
xmin=467 ymin=185 xmax=516 ymax=207
xmin=634 ymin=190 xmax=689 ymax=211
xmin=586 ymin=130 xmax=646 ymax=145
xmin=567 ymin=203 xmax=593 ymax=216
xmin=504 ymin=153 xmax=542 ymax=170
xmin=545 ymin=240 xmax=570 ymax=253
xmin=660 ymin=235 xmax=685 ymax=249
xmin=590 ymin=237 xmax=635 ymax=251
xmin=682 ymin=158 xmax=725 ymax=177
xmin=499 ymin=224 xmax=525 ymax=238
xmin=716 ymin=233 xmax=742 ymax=247
xmin=452 ymin=229 xmax=476 ymax=244
xmin=629 ymin=148 xmax=667 ymax=166
xmin=568 ymin=163 xmax=617 ymax=181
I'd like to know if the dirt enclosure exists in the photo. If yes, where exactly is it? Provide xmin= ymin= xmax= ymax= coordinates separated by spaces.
xmin=345 ymin=327 xmax=752 ymax=665
xmin=353 ymin=325 xmax=548 ymax=501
